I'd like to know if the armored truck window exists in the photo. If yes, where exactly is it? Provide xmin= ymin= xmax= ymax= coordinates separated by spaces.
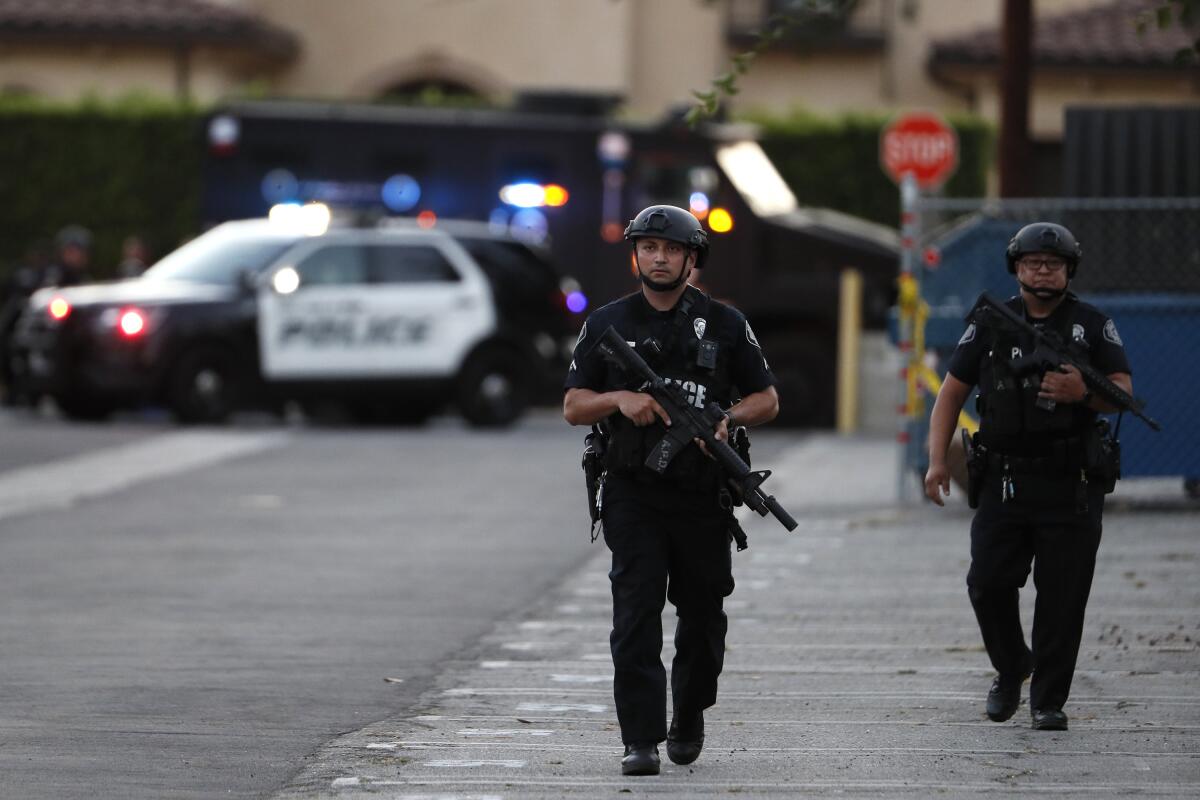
xmin=369 ymin=245 xmax=460 ymax=284
xmin=295 ymin=245 xmax=369 ymax=286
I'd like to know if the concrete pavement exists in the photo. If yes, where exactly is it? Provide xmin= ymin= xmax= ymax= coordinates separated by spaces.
xmin=274 ymin=434 xmax=1200 ymax=798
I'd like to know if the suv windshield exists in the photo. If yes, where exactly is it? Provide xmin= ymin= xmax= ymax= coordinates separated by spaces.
xmin=142 ymin=228 xmax=299 ymax=286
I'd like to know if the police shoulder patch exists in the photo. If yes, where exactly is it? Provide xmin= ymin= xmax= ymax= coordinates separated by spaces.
xmin=1102 ymin=319 xmax=1123 ymax=346
xmin=958 ymin=323 xmax=976 ymax=345
xmin=745 ymin=321 xmax=761 ymax=348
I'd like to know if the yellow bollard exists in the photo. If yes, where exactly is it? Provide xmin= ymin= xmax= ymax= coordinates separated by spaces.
xmin=836 ymin=268 xmax=863 ymax=434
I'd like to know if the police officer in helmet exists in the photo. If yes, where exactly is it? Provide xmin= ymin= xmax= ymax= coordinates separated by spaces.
xmin=925 ymin=222 xmax=1132 ymax=731
xmin=564 ymin=205 xmax=779 ymax=775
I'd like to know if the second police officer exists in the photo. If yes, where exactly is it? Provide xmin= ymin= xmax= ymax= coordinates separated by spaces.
xmin=924 ymin=223 xmax=1132 ymax=731
xmin=563 ymin=205 xmax=779 ymax=776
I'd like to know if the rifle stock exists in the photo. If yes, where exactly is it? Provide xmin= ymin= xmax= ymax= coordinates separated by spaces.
xmin=592 ymin=326 xmax=798 ymax=532
xmin=974 ymin=293 xmax=1161 ymax=432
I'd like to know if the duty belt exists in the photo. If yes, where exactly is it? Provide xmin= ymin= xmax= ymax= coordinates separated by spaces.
xmin=984 ymin=452 xmax=1074 ymax=475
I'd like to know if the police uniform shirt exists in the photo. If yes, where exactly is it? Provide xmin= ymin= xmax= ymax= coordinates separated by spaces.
xmin=564 ymin=287 xmax=775 ymax=403
xmin=947 ymin=293 xmax=1131 ymax=388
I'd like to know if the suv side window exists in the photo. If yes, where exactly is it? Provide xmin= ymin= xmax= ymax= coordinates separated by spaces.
xmin=295 ymin=245 xmax=368 ymax=287
xmin=370 ymin=244 xmax=461 ymax=284
xmin=456 ymin=238 xmax=555 ymax=303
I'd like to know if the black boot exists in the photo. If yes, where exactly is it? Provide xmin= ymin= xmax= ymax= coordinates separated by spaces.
xmin=666 ymin=711 xmax=704 ymax=765
xmin=985 ymin=668 xmax=1029 ymax=722
xmin=1031 ymin=708 xmax=1068 ymax=731
xmin=621 ymin=742 xmax=660 ymax=776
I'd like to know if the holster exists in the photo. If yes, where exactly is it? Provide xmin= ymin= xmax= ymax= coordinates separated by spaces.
xmin=582 ymin=425 xmax=607 ymax=541
xmin=718 ymin=485 xmax=749 ymax=551
xmin=725 ymin=425 xmax=751 ymax=507
xmin=963 ymin=428 xmax=987 ymax=510
xmin=1084 ymin=418 xmax=1121 ymax=494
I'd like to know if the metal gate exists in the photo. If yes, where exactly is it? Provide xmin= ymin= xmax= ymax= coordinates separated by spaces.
xmin=894 ymin=195 xmax=1200 ymax=503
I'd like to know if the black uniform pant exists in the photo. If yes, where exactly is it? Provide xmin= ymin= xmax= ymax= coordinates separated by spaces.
xmin=967 ymin=471 xmax=1105 ymax=712
xmin=601 ymin=475 xmax=735 ymax=745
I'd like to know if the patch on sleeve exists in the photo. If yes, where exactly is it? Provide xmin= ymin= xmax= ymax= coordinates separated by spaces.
xmin=745 ymin=321 xmax=761 ymax=348
xmin=957 ymin=323 xmax=976 ymax=345
xmin=1102 ymin=319 xmax=1123 ymax=346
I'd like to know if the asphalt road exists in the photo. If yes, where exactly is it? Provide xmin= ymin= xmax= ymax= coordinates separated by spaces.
xmin=0 ymin=406 xmax=605 ymax=799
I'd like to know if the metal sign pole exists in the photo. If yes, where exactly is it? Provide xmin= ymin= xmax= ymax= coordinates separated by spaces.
xmin=896 ymin=173 xmax=919 ymax=503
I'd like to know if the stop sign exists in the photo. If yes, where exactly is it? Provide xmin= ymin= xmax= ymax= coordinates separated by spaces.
xmin=880 ymin=111 xmax=959 ymax=189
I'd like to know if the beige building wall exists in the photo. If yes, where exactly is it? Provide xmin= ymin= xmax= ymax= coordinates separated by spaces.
xmin=2 ymin=0 xmax=1192 ymax=136
xmin=241 ymin=0 xmax=723 ymax=116
xmin=0 ymin=43 xmax=245 ymax=102
xmin=971 ymin=72 xmax=1200 ymax=138
xmin=726 ymin=0 xmax=1198 ymax=133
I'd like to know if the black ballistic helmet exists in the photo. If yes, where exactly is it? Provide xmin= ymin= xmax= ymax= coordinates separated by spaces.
xmin=624 ymin=205 xmax=709 ymax=269
xmin=55 ymin=224 xmax=93 ymax=251
xmin=1006 ymin=222 xmax=1082 ymax=278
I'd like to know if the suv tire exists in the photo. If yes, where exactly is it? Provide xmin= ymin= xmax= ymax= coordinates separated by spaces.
xmin=169 ymin=347 xmax=238 ymax=424
xmin=457 ymin=347 xmax=529 ymax=428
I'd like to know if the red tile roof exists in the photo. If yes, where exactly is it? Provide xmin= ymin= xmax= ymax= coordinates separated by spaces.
xmin=931 ymin=0 xmax=1198 ymax=70
xmin=0 ymin=0 xmax=297 ymax=59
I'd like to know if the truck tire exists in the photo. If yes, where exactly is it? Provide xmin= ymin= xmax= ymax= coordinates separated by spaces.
xmin=456 ymin=348 xmax=529 ymax=428
xmin=54 ymin=393 xmax=112 ymax=422
xmin=169 ymin=347 xmax=238 ymax=424
xmin=767 ymin=344 xmax=836 ymax=428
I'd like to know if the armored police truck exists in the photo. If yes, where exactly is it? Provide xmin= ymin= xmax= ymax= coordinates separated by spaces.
xmin=12 ymin=212 xmax=576 ymax=425
xmin=202 ymin=96 xmax=899 ymax=426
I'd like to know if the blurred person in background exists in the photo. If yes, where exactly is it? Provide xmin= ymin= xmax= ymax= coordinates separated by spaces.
xmin=0 ymin=225 xmax=93 ymax=405
xmin=0 ymin=240 xmax=51 ymax=405
xmin=41 ymin=224 xmax=95 ymax=288
xmin=117 ymin=234 xmax=150 ymax=278
xmin=924 ymin=222 xmax=1131 ymax=732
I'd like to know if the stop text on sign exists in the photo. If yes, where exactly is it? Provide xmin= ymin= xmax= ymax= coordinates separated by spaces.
xmin=879 ymin=112 xmax=959 ymax=189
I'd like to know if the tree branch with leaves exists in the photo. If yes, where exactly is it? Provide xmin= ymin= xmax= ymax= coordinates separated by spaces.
xmin=686 ymin=0 xmax=855 ymax=126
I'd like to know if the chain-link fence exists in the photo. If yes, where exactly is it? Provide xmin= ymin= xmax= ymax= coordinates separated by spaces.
xmin=899 ymin=196 xmax=1200 ymax=502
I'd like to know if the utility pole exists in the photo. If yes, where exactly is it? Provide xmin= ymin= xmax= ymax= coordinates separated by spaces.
xmin=999 ymin=0 xmax=1033 ymax=197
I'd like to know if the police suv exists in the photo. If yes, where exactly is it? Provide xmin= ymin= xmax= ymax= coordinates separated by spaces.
xmin=12 ymin=209 xmax=579 ymax=425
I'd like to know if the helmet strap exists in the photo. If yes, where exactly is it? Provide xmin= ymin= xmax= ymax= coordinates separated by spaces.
xmin=1018 ymin=278 xmax=1067 ymax=300
xmin=639 ymin=265 xmax=691 ymax=292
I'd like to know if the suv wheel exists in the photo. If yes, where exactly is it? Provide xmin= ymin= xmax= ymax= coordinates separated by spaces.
xmin=169 ymin=347 xmax=237 ymax=424
xmin=457 ymin=348 xmax=529 ymax=428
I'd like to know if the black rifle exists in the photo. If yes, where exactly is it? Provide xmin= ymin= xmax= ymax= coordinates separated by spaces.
xmin=972 ymin=293 xmax=1161 ymax=432
xmin=591 ymin=325 xmax=798 ymax=532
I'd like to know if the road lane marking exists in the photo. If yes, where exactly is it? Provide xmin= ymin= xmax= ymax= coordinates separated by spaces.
xmin=548 ymin=674 xmax=609 ymax=683
xmin=514 ymin=702 xmax=606 ymax=713
xmin=0 ymin=430 xmax=291 ymax=521
xmin=333 ymin=777 xmax=1200 ymax=793
xmin=421 ymin=759 xmax=526 ymax=768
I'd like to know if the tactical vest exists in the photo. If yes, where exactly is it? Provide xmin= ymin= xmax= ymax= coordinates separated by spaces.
xmin=976 ymin=298 xmax=1091 ymax=448
xmin=604 ymin=288 xmax=734 ymax=490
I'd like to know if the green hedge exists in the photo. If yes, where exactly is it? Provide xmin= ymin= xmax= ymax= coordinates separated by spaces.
xmin=0 ymin=96 xmax=200 ymax=281
xmin=741 ymin=108 xmax=993 ymax=227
